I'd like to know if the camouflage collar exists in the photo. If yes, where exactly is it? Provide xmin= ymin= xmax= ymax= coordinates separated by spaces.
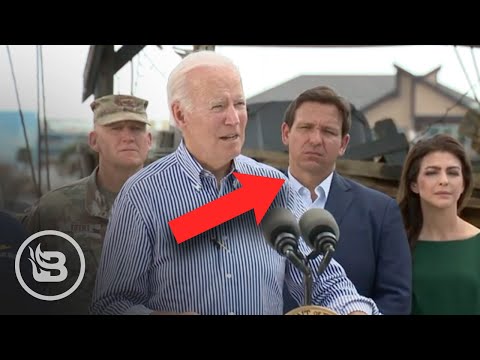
xmin=85 ymin=167 xmax=111 ymax=220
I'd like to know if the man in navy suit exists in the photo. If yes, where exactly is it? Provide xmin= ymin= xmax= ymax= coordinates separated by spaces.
xmin=281 ymin=86 xmax=411 ymax=315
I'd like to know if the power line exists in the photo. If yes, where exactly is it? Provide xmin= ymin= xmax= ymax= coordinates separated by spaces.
xmin=471 ymin=46 xmax=480 ymax=91
xmin=6 ymin=45 xmax=40 ymax=197
xmin=454 ymin=45 xmax=480 ymax=104
xmin=411 ymin=82 xmax=479 ymax=143
xmin=36 ymin=46 xmax=42 ymax=194
xmin=39 ymin=45 xmax=51 ymax=191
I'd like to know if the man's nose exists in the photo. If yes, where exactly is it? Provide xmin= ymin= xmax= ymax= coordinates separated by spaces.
xmin=225 ymin=105 xmax=240 ymax=125
xmin=120 ymin=128 xmax=135 ymax=141
xmin=309 ymin=129 xmax=323 ymax=145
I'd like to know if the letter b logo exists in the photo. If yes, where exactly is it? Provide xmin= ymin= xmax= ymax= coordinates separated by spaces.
xmin=29 ymin=244 xmax=68 ymax=283
xmin=15 ymin=230 xmax=85 ymax=301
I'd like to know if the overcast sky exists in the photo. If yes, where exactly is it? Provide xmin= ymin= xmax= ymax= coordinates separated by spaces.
xmin=2 ymin=45 xmax=479 ymax=131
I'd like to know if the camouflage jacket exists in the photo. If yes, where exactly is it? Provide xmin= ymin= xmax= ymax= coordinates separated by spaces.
xmin=22 ymin=167 xmax=114 ymax=314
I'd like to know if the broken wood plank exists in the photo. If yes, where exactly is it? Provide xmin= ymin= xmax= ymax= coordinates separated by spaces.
xmin=343 ymin=133 xmax=409 ymax=161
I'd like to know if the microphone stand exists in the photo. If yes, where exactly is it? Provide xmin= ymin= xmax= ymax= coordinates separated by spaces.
xmin=285 ymin=242 xmax=339 ymax=315
xmin=288 ymin=251 xmax=313 ymax=306
xmin=317 ymin=247 xmax=335 ymax=277
xmin=285 ymin=249 xmax=338 ymax=315
xmin=306 ymin=233 xmax=336 ymax=278
xmin=274 ymin=233 xmax=314 ymax=307
xmin=304 ymin=265 xmax=313 ymax=306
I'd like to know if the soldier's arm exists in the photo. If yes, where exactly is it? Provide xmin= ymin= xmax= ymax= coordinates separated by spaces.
xmin=21 ymin=200 xmax=42 ymax=236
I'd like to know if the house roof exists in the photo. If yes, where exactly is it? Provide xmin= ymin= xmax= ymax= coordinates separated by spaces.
xmin=430 ymin=82 xmax=478 ymax=110
xmin=247 ymin=67 xmax=479 ymax=113
xmin=247 ymin=74 xmax=396 ymax=110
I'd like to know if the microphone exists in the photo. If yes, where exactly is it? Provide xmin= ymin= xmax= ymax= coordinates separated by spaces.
xmin=261 ymin=207 xmax=313 ymax=306
xmin=299 ymin=208 xmax=339 ymax=275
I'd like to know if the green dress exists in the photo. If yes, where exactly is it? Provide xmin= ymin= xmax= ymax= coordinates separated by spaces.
xmin=412 ymin=233 xmax=480 ymax=315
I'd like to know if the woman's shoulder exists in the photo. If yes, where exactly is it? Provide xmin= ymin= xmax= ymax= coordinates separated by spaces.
xmin=465 ymin=221 xmax=480 ymax=239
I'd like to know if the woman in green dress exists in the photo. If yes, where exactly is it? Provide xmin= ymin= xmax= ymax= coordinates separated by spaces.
xmin=397 ymin=134 xmax=480 ymax=315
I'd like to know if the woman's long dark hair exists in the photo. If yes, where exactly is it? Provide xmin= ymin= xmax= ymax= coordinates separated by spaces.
xmin=397 ymin=134 xmax=473 ymax=250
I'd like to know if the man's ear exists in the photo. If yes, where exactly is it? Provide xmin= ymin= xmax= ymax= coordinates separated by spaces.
xmin=338 ymin=134 xmax=350 ymax=157
xmin=171 ymin=102 xmax=186 ymax=129
xmin=281 ymin=123 xmax=290 ymax=146
xmin=147 ymin=132 xmax=153 ymax=149
xmin=88 ymin=131 xmax=99 ymax=152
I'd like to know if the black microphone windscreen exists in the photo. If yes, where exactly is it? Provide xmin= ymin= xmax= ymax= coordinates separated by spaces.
xmin=299 ymin=208 xmax=340 ymax=248
xmin=260 ymin=207 xmax=300 ymax=248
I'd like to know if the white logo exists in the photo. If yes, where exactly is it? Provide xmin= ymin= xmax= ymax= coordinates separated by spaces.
xmin=15 ymin=230 xmax=85 ymax=301
xmin=29 ymin=244 xmax=68 ymax=283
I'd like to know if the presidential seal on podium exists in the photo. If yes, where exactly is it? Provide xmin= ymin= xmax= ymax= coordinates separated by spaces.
xmin=285 ymin=305 xmax=338 ymax=315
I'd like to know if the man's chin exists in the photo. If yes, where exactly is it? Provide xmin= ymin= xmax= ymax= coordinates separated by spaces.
xmin=116 ymin=158 xmax=143 ymax=170
xmin=297 ymin=160 xmax=331 ymax=174
xmin=300 ymin=158 xmax=322 ymax=168
xmin=224 ymin=143 xmax=242 ymax=157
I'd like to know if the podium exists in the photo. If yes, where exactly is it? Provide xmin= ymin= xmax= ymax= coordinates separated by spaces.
xmin=285 ymin=305 xmax=337 ymax=315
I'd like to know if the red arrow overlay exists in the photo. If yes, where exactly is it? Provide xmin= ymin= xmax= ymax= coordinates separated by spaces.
xmin=169 ymin=172 xmax=285 ymax=244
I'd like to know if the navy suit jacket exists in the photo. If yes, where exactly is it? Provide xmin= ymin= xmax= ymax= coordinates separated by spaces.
xmin=284 ymin=172 xmax=412 ymax=315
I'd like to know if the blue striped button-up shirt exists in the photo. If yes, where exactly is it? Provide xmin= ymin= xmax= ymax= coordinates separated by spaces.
xmin=91 ymin=141 xmax=380 ymax=315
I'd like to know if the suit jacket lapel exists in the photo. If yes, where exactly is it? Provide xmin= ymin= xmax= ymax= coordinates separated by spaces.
xmin=325 ymin=172 xmax=353 ymax=227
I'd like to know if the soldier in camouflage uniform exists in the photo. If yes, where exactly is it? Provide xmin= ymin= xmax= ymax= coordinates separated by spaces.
xmin=21 ymin=94 xmax=152 ymax=314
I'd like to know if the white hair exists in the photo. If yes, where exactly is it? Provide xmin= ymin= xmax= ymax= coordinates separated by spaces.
xmin=167 ymin=50 xmax=241 ymax=128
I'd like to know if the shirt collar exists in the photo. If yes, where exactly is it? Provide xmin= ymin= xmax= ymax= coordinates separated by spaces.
xmin=175 ymin=139 xmax=242 ymax=188
xmin=175 ymin=140 xmax=205 ymax=187
xmin=287 ymin=168 xmax=334 ymax=200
